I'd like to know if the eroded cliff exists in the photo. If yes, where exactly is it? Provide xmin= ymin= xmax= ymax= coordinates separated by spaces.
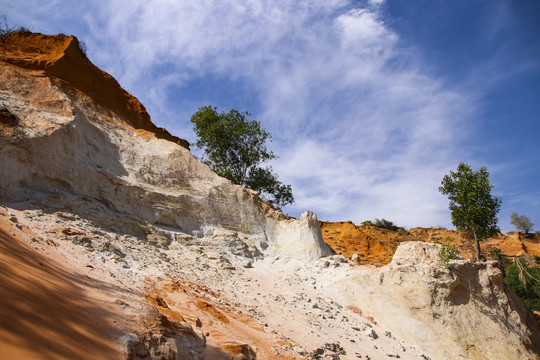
xmin=0 ymin=31 xmax=331 ymax=262
xmin=1 ymin=32 xmax=538 ymax=360
xmin=0 ymin=31 xmax=189 ymax=148
xmin=321 ymin=220 xmax=540 ymax=265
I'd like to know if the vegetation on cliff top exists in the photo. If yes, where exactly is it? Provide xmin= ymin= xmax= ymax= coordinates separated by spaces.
xmin=511 ymin=213 xmax=534 ymax=234
xmin=439 ymin=162 xmax=502 ymax=261
xmin=504 ymin=256 xmax=540 ymax=311
xmin=0 ymin=15 xmax=29 ymax=40
xmin=191 ymin=105 xmax=293 ymax=210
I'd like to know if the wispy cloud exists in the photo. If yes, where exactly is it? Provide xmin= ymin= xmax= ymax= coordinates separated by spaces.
xmin=7 ymin=0 xmax=482 ymax=228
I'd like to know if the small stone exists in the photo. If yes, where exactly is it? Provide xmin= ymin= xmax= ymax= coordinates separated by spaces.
xmin=120 ymin=333 xmax=139 ymax=344
xmin=367 ymin=329 xmax=378 ymax=340
xmin=115 ymin=299 xmax=129 ymax=307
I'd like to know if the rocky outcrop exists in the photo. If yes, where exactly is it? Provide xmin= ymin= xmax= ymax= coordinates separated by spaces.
xmin=320 ymin=221 xmax=414 ymax=265
xmin=273 ymin=211 xmax=331 ymax=260
xmin=322 ymin=242 xmax=540 ymax=360
xmin=122 ymin=313 xmax=206 ymax=360
xmin=321 ymin=220 xmax=540 ymax=265
xmin=0 ymin=32 xmax=189 ymax=148
xmin=0 ymin=32 xmax=331 ymax=262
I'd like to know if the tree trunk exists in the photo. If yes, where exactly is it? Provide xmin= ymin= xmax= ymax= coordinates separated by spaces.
xmin=474 ymin=231 xmax=481 ymax=262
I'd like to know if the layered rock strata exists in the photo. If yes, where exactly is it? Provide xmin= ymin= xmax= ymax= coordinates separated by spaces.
xmin=0 ymin=32 xmax=331 ymax=262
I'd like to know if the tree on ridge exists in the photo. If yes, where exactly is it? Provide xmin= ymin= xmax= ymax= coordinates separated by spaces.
xmin=510 ymin=213 xmax=534 ymax=234
xmin=191 ymin=105 xmax=294 ymax=210
xmin=439 ymin=162 xmax=502 ymax=261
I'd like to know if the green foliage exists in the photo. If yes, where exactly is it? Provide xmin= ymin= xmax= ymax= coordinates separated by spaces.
xmin=439 ymin=162 xmax=502 ymax=261
xmin=433 ymin=237 xmax=459 ymax=265
xmin=361 ymin=220 xmax=373 ymax=226
xmin=372 ymin=218 xmax=398 ymax=231
xmin=504 ymin=258 xmax=540 ymax=311
xmin=510 ymin=212 xmax=534 ymax=233
xmin=488 ymin=247 xmax=503 ymax=261
xmin=191 ymin=106 xmax=293 ymax=209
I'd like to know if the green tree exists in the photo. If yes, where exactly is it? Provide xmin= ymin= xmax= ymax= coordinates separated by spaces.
xmin=191 ymin=105 xmax=293 ymax=209
xmin=510 ymin=212 xmax=534 ymax=234
xmin=439 ymin=162 xmax=502 ymax=261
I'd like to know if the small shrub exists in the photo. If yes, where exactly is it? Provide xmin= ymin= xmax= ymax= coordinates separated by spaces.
xmin=373 ymin=218 xmax=398 ymax=231
xmin=505 ymin=258 xmax=540 ymax=311
xmin=0 ymin=15 xmax=14 ymax=39
xmin=434 ymin=237 xmax=459 ymax=265
xmin=488 ymin=247 xmax=502 ymax=260
xmin=0 ymin=15 xmax=29 ymax=40
xmin=361 ymin=220 xmax=372 ymax=226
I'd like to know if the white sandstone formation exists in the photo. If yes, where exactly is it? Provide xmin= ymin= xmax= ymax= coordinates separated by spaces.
xmin=320 ymin=242 xmax=540 ymax=360
xmin=272 ymin=210 xmax=332 ymax=260
xmin=0 ymin=32 xmax=330 ymax=262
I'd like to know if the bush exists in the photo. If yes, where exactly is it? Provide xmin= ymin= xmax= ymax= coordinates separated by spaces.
xmin=373 ymin=218 xmax=398 ymax=231
xmin=433 ymin=237 xmax=459 ymax=266
xmin=0 ymin=15 xmax=29 ymax=40
xmin=504 ymin=258 xmax=540 ymax=311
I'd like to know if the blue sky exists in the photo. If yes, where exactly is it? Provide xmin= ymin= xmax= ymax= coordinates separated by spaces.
xmin=3 ymin=0 xmax=539 ymax=233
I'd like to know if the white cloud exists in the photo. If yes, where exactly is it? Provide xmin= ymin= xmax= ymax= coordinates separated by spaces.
xmin=94 ymin=0 xmax=469 ymax=227
xmin=6 ymin=0 xmax=477 ymax=228
xmin=336 ymin=8 xmax=395 ymax=49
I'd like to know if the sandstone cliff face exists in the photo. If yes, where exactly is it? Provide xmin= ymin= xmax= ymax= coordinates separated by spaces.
xmin=0 ymin=32 xmax=189 ymax=148
xmin=0 ymin=32 xmax=331 ymax=262
xmin=319 ymin=242 xmax=540 ymax=360
xmin=320 ymin=221 xmax=415 ymax=265
xmin=1 ymin=32 xmax=538 ymax=360
xmin=322 ymin=220 xmax=540 ymax=265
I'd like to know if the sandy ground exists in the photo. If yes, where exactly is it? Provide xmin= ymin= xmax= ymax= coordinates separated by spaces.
xmin=0 ymin=207 xmax=134 ymax=359
xmin=0 ymin=202 xmax=433 ymax=360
